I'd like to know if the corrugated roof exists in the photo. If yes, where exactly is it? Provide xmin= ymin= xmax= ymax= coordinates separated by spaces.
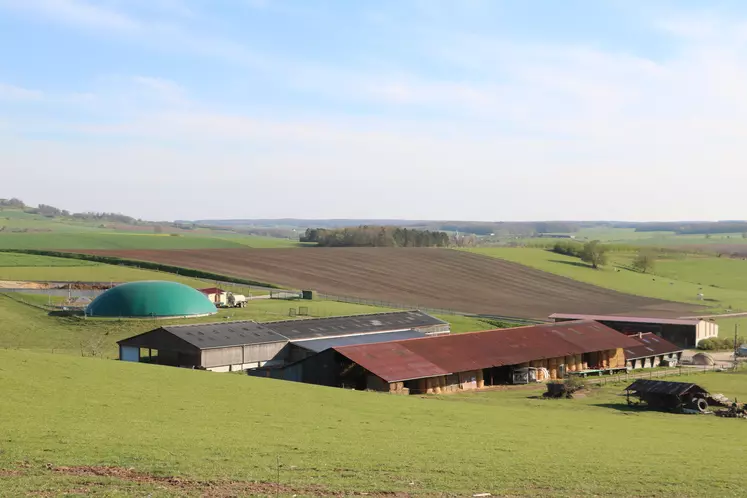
xmin=118 ymin=311 xmax=445 ymax=351
xmin=625 ymin=379 xmax=705 ymax=396
xmin=264 ymin=311 xmax=446 ymax=340
xmin=549 ymin=313 xmax=702 ymax=326
xmin=624 ymin=333 xmax=683 ymax=360
xmin=131 ymin=321 xmax=286 ymax=349
xmin=293 ymin=329 xmax=426 ymax=353
xmin=335 ymin=320 xmax=640 ymax=382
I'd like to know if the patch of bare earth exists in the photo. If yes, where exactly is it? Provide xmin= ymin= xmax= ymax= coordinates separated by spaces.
xmin=41 ymin=465 xmax=412 ymax=497
xmin=78 ymin=248 xmax=698 ymax=319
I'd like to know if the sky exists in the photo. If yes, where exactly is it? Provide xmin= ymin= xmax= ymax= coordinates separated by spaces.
xmin=2 ymin=0 xmax=747 ymax=222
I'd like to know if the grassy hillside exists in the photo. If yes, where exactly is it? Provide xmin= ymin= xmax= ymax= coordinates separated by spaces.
xmin=0 ymin=349 xmax=745 ymax=496
xmin=0 ymin=232 xmax=301 ymax=250
xmin=467 ymin=248 xmax=747 ymax=333
xmin=0 ymin=294 xmax=494 ymax=357
xmin=0 ymin=208 xmax=301 ymax=250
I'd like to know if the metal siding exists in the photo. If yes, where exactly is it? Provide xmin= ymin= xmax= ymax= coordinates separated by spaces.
xmin=202 ymin=346 xmax=243 ymax=368
xmin=243 ymin=341 xmax=287 ymax=363
xmin=120 ymin=346 xmax=140 ymax=362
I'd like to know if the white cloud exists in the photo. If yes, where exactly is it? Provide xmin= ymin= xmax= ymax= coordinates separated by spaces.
xmin=0 ymin=83 xmax=44 ymax=101
xmin=0 ymin=0 xmax=142 ymax=32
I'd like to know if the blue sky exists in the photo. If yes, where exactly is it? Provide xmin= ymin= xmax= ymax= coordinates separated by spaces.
xmin=1 ymin=0 xmax=746 ymax=221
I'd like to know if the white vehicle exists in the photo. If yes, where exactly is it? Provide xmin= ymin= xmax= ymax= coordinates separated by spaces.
xmin=219 ymin=292 xmax=248 ymax=308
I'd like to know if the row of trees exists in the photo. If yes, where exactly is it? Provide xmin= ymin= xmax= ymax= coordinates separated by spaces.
xmin=1 ymin=198 xmax=138 ymax=224
xmin=301 ymin=226 xmax=450 ymax=247
xmin=552 ymin=240 xmax=657 ymax=272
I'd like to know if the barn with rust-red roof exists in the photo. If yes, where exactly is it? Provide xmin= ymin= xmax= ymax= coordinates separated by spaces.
xmin=251 ymin=320 xmax=640 ymax=395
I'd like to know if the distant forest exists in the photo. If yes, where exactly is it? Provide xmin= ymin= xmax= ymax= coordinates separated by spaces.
xmin=301 ymin=226 xmax=450 ymax=247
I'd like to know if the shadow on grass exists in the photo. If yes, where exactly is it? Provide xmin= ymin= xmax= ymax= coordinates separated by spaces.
xmin=548 ymin=259 xmax=595 ymax=269
xmin=592 ymin=403 xmax=644 ymax=413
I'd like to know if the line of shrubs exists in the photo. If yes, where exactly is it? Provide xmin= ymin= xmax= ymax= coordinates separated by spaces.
xmin=697 ymin=337 xmax=745 ymax=351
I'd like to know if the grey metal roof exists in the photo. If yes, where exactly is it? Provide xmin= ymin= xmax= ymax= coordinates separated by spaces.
xmin=263 ymin=311 xmax=446 ymax=341
xmin=118 ymin=311 xmax=445 ymax=351
xmin=160 ymin=321 xmax=286 ymax=349
xmin=292 ymin=329 xmax=426 ymax=353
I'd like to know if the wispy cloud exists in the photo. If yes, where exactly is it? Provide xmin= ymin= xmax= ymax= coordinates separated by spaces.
xmin=0 ymin=83 xmax=44 ymax=101
xmin=0 ymin=0 xmax=142 ymax=32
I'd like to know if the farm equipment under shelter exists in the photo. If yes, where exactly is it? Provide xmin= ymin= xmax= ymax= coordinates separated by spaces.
xmin=624 ymin=379 xmax=730 ymax=414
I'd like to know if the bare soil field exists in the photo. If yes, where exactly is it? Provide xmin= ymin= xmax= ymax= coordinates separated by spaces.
xmin=78 ymin=248 xmax=697 ymax=318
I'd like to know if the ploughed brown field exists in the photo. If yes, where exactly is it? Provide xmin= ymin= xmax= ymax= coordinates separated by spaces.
xmin=79 ymin=248 xmax=697 ymax=319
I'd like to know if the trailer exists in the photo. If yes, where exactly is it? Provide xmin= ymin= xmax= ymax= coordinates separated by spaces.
xmin=218 ymin=292 xmax=248 ymax=308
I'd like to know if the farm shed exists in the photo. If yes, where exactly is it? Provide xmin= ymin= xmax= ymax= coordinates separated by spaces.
xmin=549 ymin=313 xmax=718 ymax=348
xmin=118 ymin=311 xmax=447 ymax=372
xmin=117 ymin=321 xmax=287 ymax=372
xmin=624 ymin=333 xmax=684 ymax=369
xmin=255 ymin=320 xmax=640 ymax=394
xmin=625 ymin=379 xmax=718 ymax=412
xmin=197 ymin=287 xmax=225 ymax=304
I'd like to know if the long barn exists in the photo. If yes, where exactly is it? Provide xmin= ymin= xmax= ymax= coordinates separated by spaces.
xmin=251 ymin=320 xmax=641 ymax=394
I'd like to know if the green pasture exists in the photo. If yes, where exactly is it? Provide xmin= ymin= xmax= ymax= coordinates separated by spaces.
xmin=0 ymin=232 xmax=250 ymax=250
xmin=467 ymin=248 xmax=747 ymax=322
xmin=0 ymin=349 xmax=745 ymax=497
xmin=0 ymin=294 xmax=492 ymax=357
xmin=0 ymin=208 xmax=301 ymax=249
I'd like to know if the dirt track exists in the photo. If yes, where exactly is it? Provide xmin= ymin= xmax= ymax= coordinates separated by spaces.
xmin=79 ymin=248 xmax=697 ymax=319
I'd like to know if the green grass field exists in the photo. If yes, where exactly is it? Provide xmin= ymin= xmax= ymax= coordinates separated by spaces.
xmin=0 ymin=294 xmax=494 ymax=357
xmin=0 ymin=208 xmax=301 ymax=249
xmin=467 ymin=248 xmax=747 ymax=327
xmin=0 ymin=232 xmax=301 ymax=250
xmin=0 ymin=349 xmax=745 ymax=496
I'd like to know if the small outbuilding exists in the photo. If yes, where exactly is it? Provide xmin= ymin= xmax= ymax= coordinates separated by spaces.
xmin=624 ymin=379 xmax=719 ymax=413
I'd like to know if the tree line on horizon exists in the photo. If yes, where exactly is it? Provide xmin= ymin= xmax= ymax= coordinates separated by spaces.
xmin=300 ymin=226 xmax=451 ymax=247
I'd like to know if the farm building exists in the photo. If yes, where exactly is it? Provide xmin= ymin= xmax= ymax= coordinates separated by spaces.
xmin=86 ymin=280 xmax=217 ymax=318
xmin=624 ymin=333 xmax=684 ymax=369
xmin=117 ymin=311 xmax=447 ymax=372
xmin=549 ymin=313 xmax=718 ymax=348
xmin=624 ymin=379 xmax=719 ymax=412
xmin=251 ymin=320 xmax=640 ymax=394
xmin=197 ymin=287 xmax=225 ymax=304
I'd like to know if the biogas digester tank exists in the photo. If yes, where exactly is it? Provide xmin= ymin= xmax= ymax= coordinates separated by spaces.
xmin=85 ymin=281 xmax=217 ymax=318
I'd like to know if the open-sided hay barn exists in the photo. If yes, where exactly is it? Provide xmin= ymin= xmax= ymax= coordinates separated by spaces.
xmin=623 ymin=333 xmax=684 ymax=369
xmin=117 ymin=311 xmax=447 ymax=372
xmin=549 ymin=314 xmax=718 ymax=348
xmin=252 ymin=320 xmax=640 ymax=394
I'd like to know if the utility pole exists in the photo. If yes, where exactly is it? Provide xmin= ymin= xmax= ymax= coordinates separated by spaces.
xmin=734 ymin=324 xmax=739 ymax=371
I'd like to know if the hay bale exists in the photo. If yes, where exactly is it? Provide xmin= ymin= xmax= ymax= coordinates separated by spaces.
xmin=476 ymin=369 xmax=485 ymax=389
